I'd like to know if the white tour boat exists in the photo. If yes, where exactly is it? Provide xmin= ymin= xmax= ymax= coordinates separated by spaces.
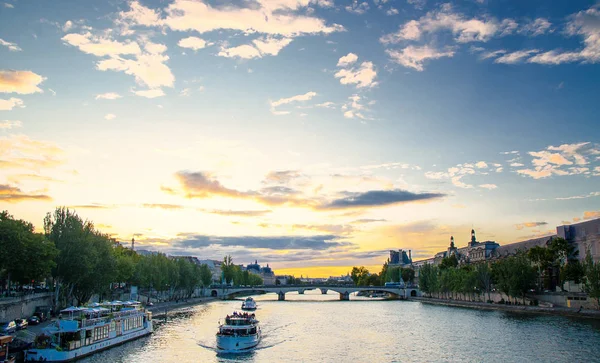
xmin=216 ymin=312 xmax=261 ymax=352
xmin=241 ymin=297 xmax=257 ymax=311
xmin=25 ymin=301 xmax=152 ymax=362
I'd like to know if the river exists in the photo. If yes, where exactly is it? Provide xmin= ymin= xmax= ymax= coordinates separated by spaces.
xmin=81 ymin=290 xmax=600 ymax=362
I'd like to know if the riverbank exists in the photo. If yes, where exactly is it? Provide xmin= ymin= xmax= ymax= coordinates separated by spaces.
xmin=409 ymin=296 xmax=600 ymax=319
xmin=148 ymin=296 xmax=217 ymax=318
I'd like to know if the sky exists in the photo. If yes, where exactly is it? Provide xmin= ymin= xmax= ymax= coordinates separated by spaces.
xmin=1 ymin=0 xmax=600 ymax=277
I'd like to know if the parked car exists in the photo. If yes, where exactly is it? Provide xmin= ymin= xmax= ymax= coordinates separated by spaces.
xmin=14 ymin=319 xmax=28 ymax=330
xmin=26 ymin=316 xmax=40 ymax=326
xmin=33 ymin=306 xmax=52 ymax=322
xmin=0 ymin=321 xmax=17 ymax=335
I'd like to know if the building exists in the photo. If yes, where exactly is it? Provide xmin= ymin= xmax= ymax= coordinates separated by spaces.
xmin=557 ymin=218 xmax=600 ymax=263
xmin=246 ymin=260 xmax=276 ymax=285
xmin=389 ymin=249 xmax=413 ymax=268
xmin=410 ymin=218 xmax=600 ymax=270
xmin=197 ymin=259 xmax=223 ymax=283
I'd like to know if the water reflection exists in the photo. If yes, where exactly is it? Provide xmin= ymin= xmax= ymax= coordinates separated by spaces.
xmin=81 ymin=290 xmax=600 ymax=363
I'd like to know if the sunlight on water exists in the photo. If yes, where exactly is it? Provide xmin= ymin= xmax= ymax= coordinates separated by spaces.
xmin=81 ymin=290 xmax=600 ymax=363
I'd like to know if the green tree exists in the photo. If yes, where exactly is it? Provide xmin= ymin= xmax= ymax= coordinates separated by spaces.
xmin=583 ymin=250 xmax=600 ymax=309
xmin=527 ymin=245 xmax=554 ymax=290
xmin=0 ymin=211 xmax=57 ymax=289
xmin=351 ymin=266 xmax=370 ymax=285
xmin=199 ymin=264 xmax=213 ymax=289
xmin=476 ymin=263 xmax=493 ymax=302
xmin=418 ymin=264 xmax=439 ymax=297
xmin=440 ymin=255 xmax=458 ymax=269
xmin=221 ymin=255 xmax=234 ymax=284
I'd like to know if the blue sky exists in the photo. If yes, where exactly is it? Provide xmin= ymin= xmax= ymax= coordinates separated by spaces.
xmin=1 ymin=0 xmax=599 ymax=276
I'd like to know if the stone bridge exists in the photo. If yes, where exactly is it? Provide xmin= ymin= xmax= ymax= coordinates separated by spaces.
xmin=210 ymin=285 xmax=420 ymax=301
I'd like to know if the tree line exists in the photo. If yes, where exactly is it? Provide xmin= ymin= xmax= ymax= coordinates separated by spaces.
xmin=418 ymin=237 xmax=600 ymax=306
xmin=0 ymin=208 xmax=217 ymax=308
xmin=348 ymin=237 xmax=600 ymax=308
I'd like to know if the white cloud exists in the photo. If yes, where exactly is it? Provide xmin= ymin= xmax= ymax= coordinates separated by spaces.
xmin=163 ymin=0 xmax=344 ymax=37
xmin=315 ymin=101 xmax=336 ymax=109
xmin=62 ymin=20 xmax=74 ymax=32
xmin=337 ymin=53 xmax=358 ymax=67
xmin=407 ymin=0 xmax=426 ymax=9
xmin=0 ymin=38 xmax=22 ymax=51
xmin=180 ymin=88 xmax=191 ymax=97
xmin=478 ymin=49 xmax=506 ymax=60
xmin=334 ymin=60 xmax=378 ymax=88
xmin=479 ymin=184 xmax=497 ymax=190
xmin=218 ymin=44 xmax=262 ymax=59
xmin=0 ymin=70 xmax=46 ymax=94
xmin=380 ymin=5 xmax=513 ymax=44
xmin=62 ymin=28 xmax=173 ymax=92
xmin=386 ymin=8 xmax=399 ymax=16
xmin=341 ymin=94 xmax=372 ymax=121
xmin=96 ymin=51 xmax=174 ymax=89
xmin=133 ymin=88 xmax=165 ymax=98
xmin=0 ymin=97 xmax=24 ymax=110
xmin=517 ymin=142 xmax=596 ymax=179
xmin=178 ymin=36 xmax=209 ymax=50
xmin=510 ymin=162 xmax=524 ymax=167
xmin=3 ymin=3 xmax=14 ymax=8
xmin=345 ymin=1 xmax=369 ymax=14
xmin=494 ymin=49 xmax=539 ymax=64
xmin=519 ymin=18 xmax=552 ymax=36
xmin=528 ymin=6 xmax=600 ymax=65
xmin=0 ymin=120 xmax=22 ymax=129
xmin=252 ymin=37 xmax=293 ymax=56
xmin=62 ymin=32 xmax=141 ymax=57
xmin=475 ymin=161 xmax=488 ymax=169
xmin=95 ymin=92 xmax=122 ymax=100
xmin=270 ymin=91 xmax=317 ymax=114
xmin=495 ymin=167 xmax=503 ymax=173
xmin=218 ymin=36 xmax=292 ymax=59
xmin=386 ymin=45 xmax=455 ymax=71
xmin=104 ymin=113 xmax=116 ymax=120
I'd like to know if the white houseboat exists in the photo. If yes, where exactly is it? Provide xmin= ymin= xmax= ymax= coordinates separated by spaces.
xmin=25 ymin=301 xmax=152 ymax=362
xmin=216 ymin=312 xmax=260 ymax=352
xmin=241 ymin=297 xmax=257 ymax=311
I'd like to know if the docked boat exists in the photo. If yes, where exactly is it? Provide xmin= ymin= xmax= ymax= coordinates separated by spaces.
xmin=24 ymin=301 xmax=152 ymax=362
xmin=241 ymin=297 xmax=257 ymax=311
xmin=216 ymin=312 xmax=260 ymax=352
xmin=1 ymin=335 xmax=16 ymax=363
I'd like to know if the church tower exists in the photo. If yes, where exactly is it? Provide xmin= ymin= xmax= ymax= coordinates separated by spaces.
xmin=470 ymin=229 xmax=477 ymax=246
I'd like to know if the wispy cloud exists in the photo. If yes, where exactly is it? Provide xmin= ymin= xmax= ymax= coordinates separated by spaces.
xmin=0 ymin=38 xmax=22 ymax=52
xmin=0 ymin=97 xmax=24 ymax=111
xmin=515 ymin=221 xmax=547 ymax=230
xmin=270 ymin=91 xmax=317 ymax=115
xmin=0 ymin=184 xmax=51 ymax=202
xmin=95 ymin=92 xmax=122 ymax=100
xmin=0 ymin=120 xmax=22 ymax=129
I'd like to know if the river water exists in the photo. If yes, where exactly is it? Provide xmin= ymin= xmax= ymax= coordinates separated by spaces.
xmin=81 ymin=290 xmax=600 ymax=362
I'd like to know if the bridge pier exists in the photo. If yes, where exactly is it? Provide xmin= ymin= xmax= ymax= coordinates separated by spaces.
xmin=298 ymin=290 xmax=304 ymax=295
xmin=278 ymin=292 xmax=286 ymax=301
xmin=339 ymin=291 xmax=350 ymax=301
xmin=320 ymin=288 xmax=328 ymax=295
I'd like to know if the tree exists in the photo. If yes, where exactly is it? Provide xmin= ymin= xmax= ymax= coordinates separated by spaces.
xmin=440 ymin=255 xmax=458 ymax=269
xmin=583 ymin=250 xmax=600 ymax=309
xmin=199 ymin=264 xmax=213 ymax=289
xmin=418 ymin=264 xmax=438 ymax=297
xmin=350 ymin=266 xmax=370 ymax=285
xmin=476 ymin=263 xmax=493 ymax=302
xmin=528 ymin=245 xmax=554 ymax=290
xmin=0 ymin=211 xmax=57 ymax=289
xmin=221 ymin=255 xmax=234 ymax=284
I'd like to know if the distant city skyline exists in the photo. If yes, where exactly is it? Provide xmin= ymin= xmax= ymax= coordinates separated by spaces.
xmin=1 ymin=0 xmax=599 ymax=277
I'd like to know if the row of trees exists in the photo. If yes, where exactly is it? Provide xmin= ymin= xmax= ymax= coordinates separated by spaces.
xmin=0 ymin=208 xmax=218 ymax=308
xmin=419 ymin=238 xmax=600 ymax=307
xmin=350 ymin=263 xmax=415 ymax=287
xmin=220 ymin=255 xmax=263 ymax=287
